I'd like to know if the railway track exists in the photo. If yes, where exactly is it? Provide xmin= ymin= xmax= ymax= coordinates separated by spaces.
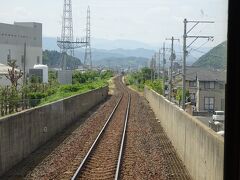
xmin=71 ymin=76 xmax=130 ymax=180
xmin=1 ymin=75 xmax=192 ymax=179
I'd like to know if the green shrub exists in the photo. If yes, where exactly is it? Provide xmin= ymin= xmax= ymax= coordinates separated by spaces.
xmin=60 ymin=84 xmax=82 ymax=93
xmin=46 ymin=88 xmax=57 ymax=96
xmin=145 ymin=80 xmax=163 ymax=95
xmin=28 ymin=92 xmax=48 ymax=106
xmin=73 ymin=70 xmax=113 ymax=84
xmin=28 ymin=92 xmax=47 ymax=99
xmin=87 ymin=84 xmax=95 ymax=90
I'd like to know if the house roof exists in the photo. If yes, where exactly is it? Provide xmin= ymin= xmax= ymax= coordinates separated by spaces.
xmin=185 ymin=67 xmax=226 ymax=82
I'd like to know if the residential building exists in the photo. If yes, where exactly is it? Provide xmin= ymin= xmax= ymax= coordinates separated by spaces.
xmin=173 ymin=62 xmax=182 ymax=72
xmin=185 ymin=67 xmax=226 ymax=112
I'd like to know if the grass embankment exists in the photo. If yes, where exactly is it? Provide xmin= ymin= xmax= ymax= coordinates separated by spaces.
xmin=125 ymin=68 xmax=163 ymax=95
xmin=0 ymin=69 xmax=113 ymax=117
xmin=125 ymin=68 xmax=190 ymax=103
xmin=40 ymin=80 xmax=108 ymax=105
xmin=32 ymin=70 xmax=113 ymax=106
xmin=125 ymin=74 xmax=144 ymax=92
xmin=107 ymin=77 xmax=116 ymax=95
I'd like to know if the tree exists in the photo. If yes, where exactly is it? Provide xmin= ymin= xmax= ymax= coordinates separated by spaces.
xmin=3 ymin=60 xmax=23 ymax=113
xmin=145 ymin=79 xmax=163 ymax=95
xmin=141 ymin=67 xmax=151 ymax=83
xmin=5 ymin=59 xmax=23 ymax=89
xmin=176 ymin=88 xmax=190 ymax=106
xmin=43 ymin=50 xmax=82 ymax=69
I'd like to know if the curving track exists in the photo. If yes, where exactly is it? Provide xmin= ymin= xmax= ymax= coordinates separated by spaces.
xmin=72 ymin=76 xmax=130 ymax=180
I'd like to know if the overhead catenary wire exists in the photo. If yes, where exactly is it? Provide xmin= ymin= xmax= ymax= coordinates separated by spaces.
xmin=188 ymin=39 xmax=213 ymax=54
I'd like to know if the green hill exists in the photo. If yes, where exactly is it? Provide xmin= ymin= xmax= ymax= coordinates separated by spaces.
xmin=94 ymin=56 xmax=148 ymax=69
xmin=192 ymin=41 xmax=227 ymax=69
xmin=42 ymin=50 xmax=82 ymax=69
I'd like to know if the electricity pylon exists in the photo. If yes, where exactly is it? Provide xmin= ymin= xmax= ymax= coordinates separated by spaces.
xmin=84 ymin=6 xmax=92 ymax=69
xmin=57 ymin=0 xmax=87 ymax=70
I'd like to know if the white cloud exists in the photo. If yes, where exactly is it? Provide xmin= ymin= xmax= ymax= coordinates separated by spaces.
xmin=0 ymin=0 xmax=228 ymax=47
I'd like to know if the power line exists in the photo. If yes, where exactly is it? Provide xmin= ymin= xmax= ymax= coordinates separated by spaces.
xmin=188 ymin=54 xmax=199 ymax=60
xmin=188 ymin=39 xmax=212 ymax=54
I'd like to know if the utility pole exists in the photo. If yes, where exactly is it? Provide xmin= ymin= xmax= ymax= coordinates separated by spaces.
xmin=150 ymin=55 xmax=156 ymax=81
xmin=157 ymin=43 xmax=169 ymax=96
xmin=182 ymin=19 xmax=214 ymax=109
xmin=150 ymin=58 xmax=152 ymax=82
xmin=166 ymin=37 xmax=179 ymax=101
xmin=162 ymin=43 xmax=166 ymax=96
xmin=158 ymin=49 xmax=161 ymax=79
xmin=7 ymin=49 xmax=11 ymax=61
xmin=23 ymin=42 xmax=26 ymax=85
xmin=154 ymin=53 xmax=157 ymax=80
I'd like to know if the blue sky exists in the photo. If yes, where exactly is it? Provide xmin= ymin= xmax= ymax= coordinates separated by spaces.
xmin=0 ymin=0 xmax=228 ymax=47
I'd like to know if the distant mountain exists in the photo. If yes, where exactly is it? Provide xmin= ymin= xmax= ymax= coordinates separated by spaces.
xmin=106 ymin=48 xmax=155 ymax=58
xmin=43 ymin=37 xmax=155 ymax=59
xmin=92 ymin=38 xmax=160 ymax=50
xmin=42 ymin=50 xmax=82 ymax=69
xmin=74 ymin=48 xmax=123 ymax=62
xmin=192 ymin=41 xmax=227 ymax=69
xmin=94 ymin=57 xmax=148 ymax=70
xmin=42 ymin=37 xmax=211 ymax=68
xmin=74 ymin=48 xmax=155 ymax=62
xmin=42 ymin=37 xmax=158 ymax=50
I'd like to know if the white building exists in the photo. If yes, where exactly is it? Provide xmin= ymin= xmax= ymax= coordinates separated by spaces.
xmin=0 ymin=22 xmax=42 ymax=74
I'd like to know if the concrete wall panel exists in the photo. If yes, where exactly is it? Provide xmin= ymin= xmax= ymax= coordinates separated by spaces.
xmin=144 ymin=87 xmax=224 ymax=180
xmin=0 ymin=86 xmax=108 ymax=176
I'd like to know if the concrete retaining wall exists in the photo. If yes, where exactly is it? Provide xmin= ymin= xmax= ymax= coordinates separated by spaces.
xmin=0 ymin=86 xmax=108 ymax=176
xmin=144 ymin=87 xmax=224 ymax=180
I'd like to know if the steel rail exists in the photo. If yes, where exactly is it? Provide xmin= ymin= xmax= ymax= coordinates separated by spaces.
xmin=71 ymin=94 xmax=123 ymax=180
xmin=115 ymin=93 xmax=131 ymax=180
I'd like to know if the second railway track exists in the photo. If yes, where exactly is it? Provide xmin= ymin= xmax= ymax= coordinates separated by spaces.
xmin=72 ymin=77 xmax=131 ymax=180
